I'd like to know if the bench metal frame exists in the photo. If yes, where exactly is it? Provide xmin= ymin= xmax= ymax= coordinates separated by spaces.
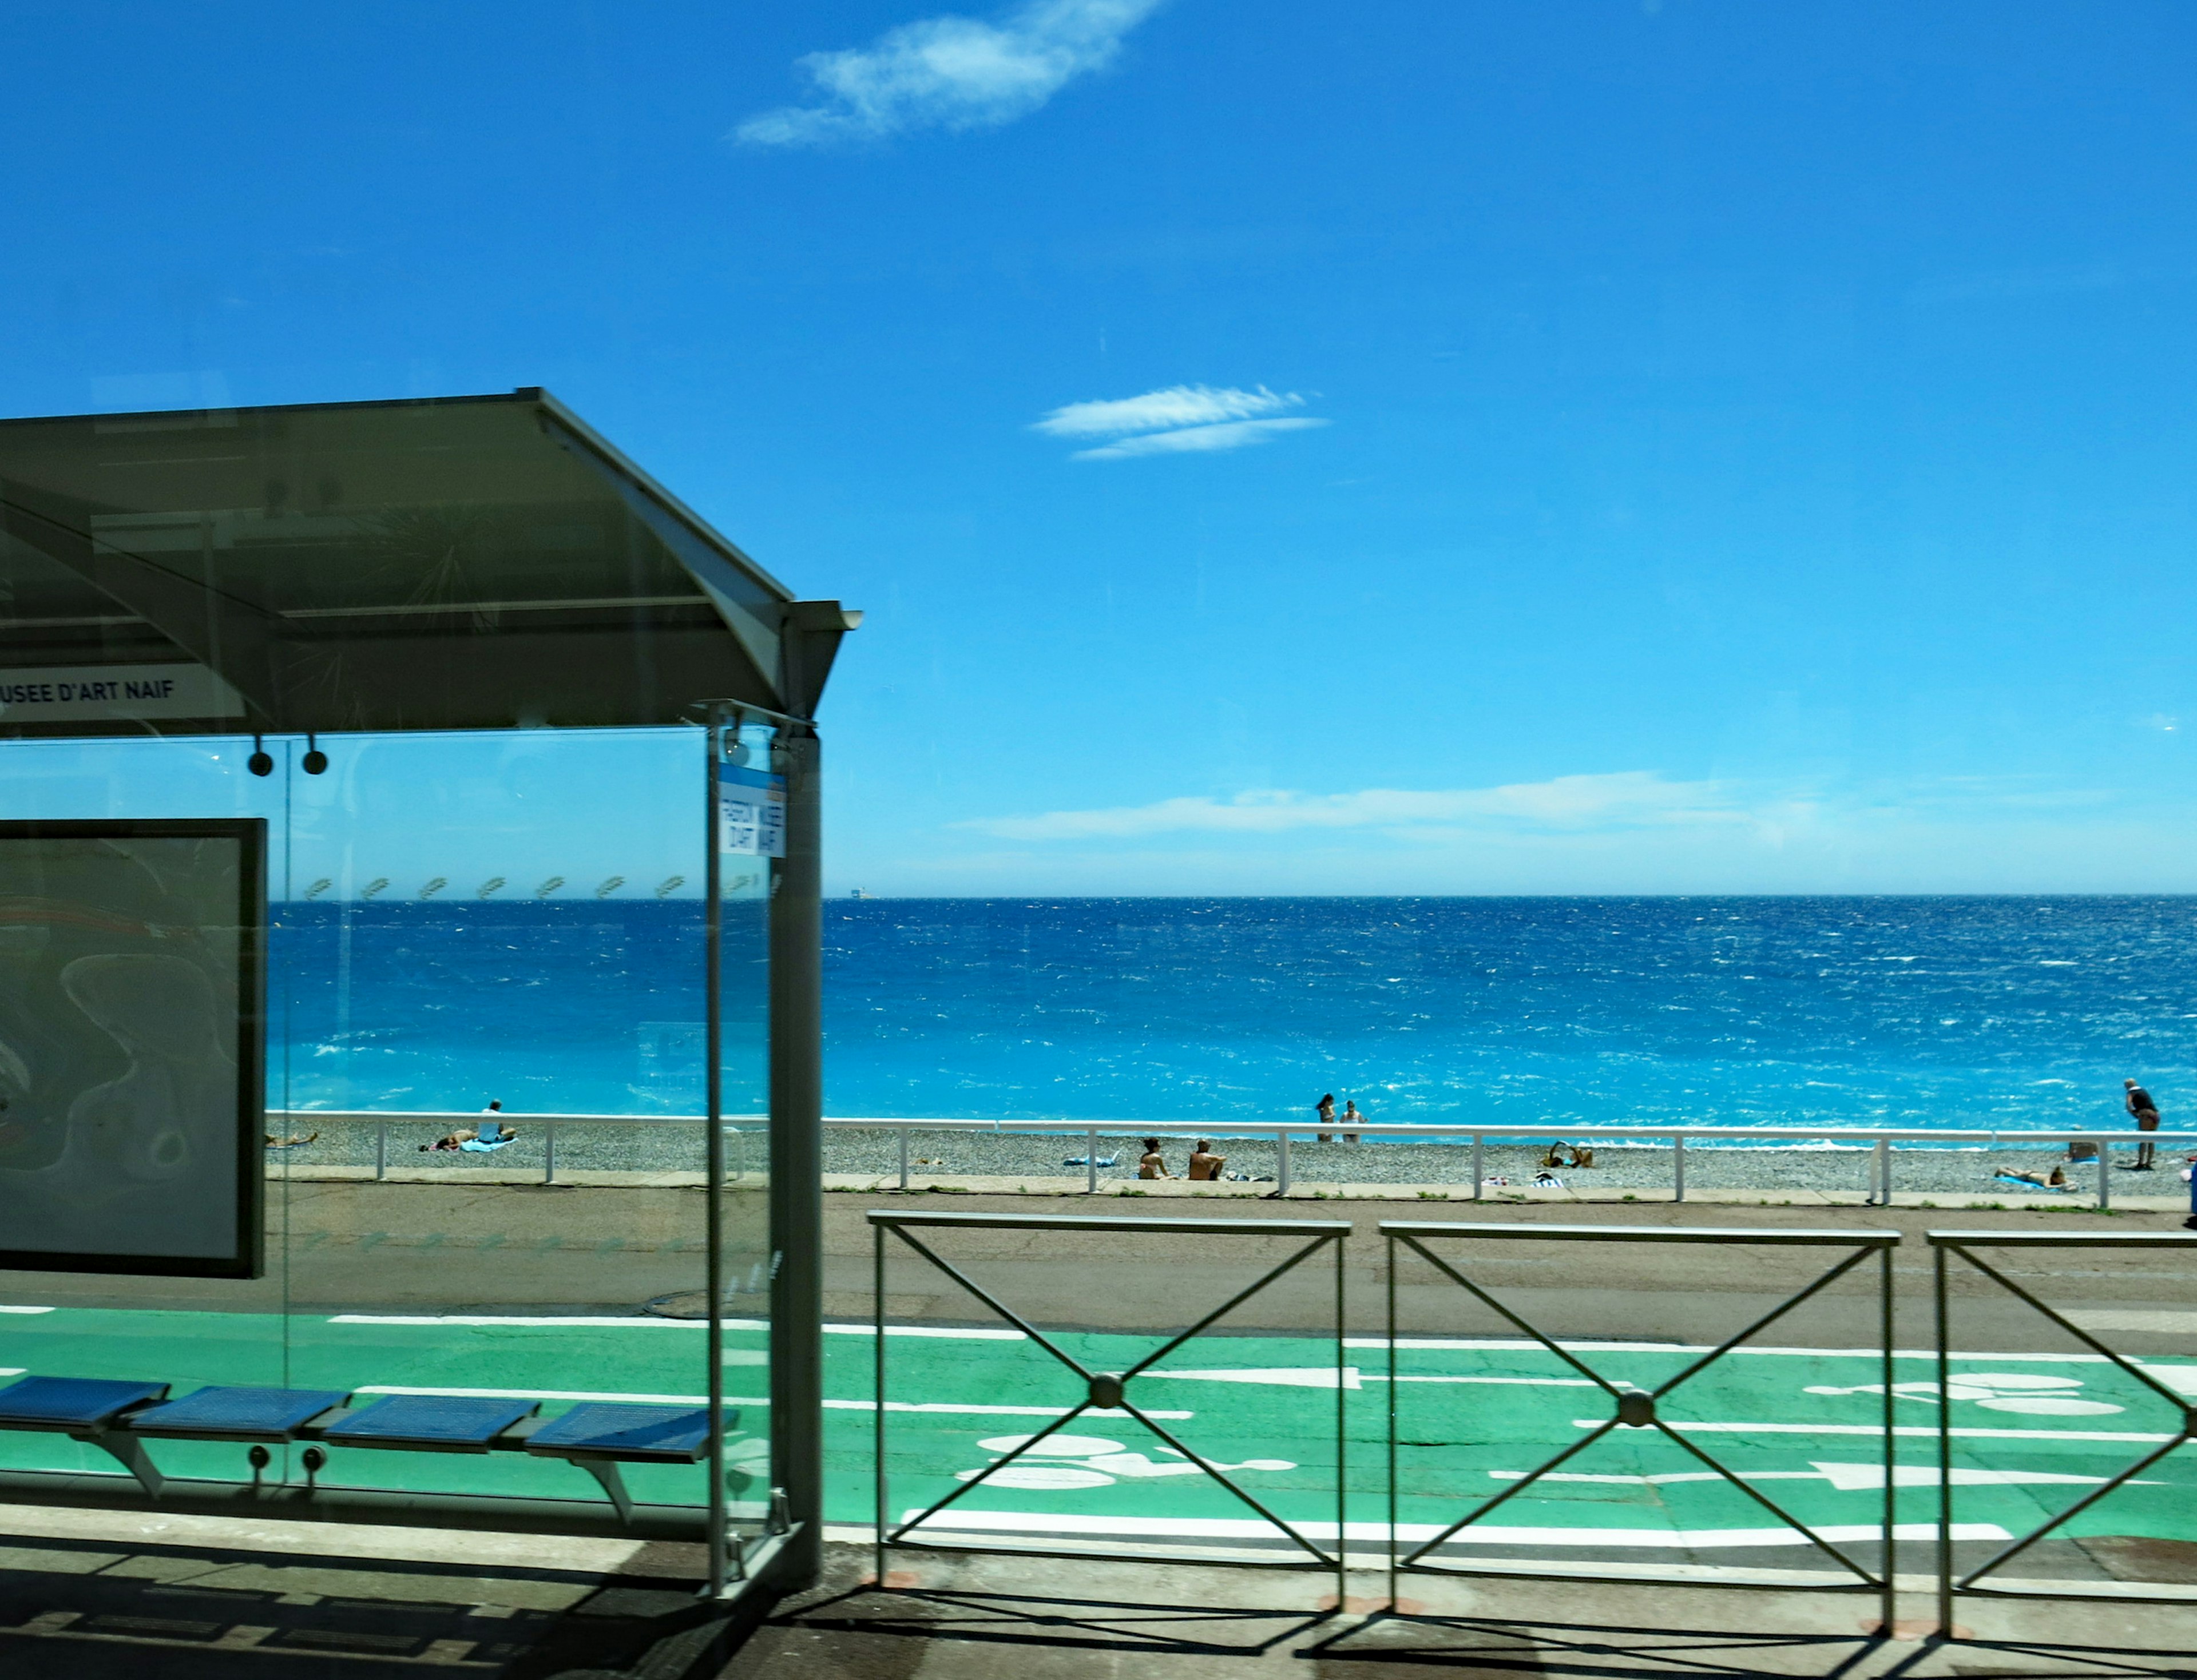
xmin=868 ymin=1209 xmax=1352 ymax=1598
xmin=1929 ymin=1229 xmax=2197 ymax=1622
xmin=1383 ymin=1220 xmax=1899 ymax=1626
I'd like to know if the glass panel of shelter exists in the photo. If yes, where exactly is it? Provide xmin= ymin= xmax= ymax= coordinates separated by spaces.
xmin=713 ymin=710 xmax=775 ymax=1559
xmin=0 ymin=722 xmax=755 ymax=1533
xmin=0 ymin=732 xmax=292 ymax=1486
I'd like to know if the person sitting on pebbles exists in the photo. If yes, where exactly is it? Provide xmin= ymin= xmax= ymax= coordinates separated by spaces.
xmin=1138 ymin=1137 xmax=1174 ymax=1179
xmin=1187 ymin=1139 xmax=1227 ymax=1181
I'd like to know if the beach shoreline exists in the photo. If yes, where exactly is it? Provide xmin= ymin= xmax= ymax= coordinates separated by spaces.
xmin=265 ymin=1119 xmax=2188 ymax=1203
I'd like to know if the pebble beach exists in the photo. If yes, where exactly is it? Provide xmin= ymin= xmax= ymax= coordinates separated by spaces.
xmin=269 ymin=1118 xmax=2182 ymax=1201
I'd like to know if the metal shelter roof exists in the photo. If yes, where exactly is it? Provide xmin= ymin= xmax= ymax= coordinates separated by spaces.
xmin=0 ymin=388 xmax=855 ymax=737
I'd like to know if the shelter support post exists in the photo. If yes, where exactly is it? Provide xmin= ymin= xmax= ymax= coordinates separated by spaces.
xmin=770 ymin=729 xmax=825 ymax=1591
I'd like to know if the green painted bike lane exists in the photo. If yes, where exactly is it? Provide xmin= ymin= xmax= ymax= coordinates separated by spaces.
xmin=0 ymin=1308 xmax=2191 ymax=1560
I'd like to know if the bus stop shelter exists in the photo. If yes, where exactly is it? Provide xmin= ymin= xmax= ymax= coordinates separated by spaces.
xmin=0 ymin=388 xmax=853 ymax=1599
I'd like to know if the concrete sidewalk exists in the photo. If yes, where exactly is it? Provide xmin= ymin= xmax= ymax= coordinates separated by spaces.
xmin=731 ymin=1540 xmax=2197 ymax=1678
xmin=826 ymin=1168 xmax=2195 ymax=1212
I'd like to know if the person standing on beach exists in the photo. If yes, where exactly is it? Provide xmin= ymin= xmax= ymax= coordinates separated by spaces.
xmin=1341 ymin=1099 xmax=1363 ymax=1144
xmin=1316 ymin=1093 xmax=1335 ymax=1143
xmin=2125 ymin=1079 xmax=2160 ymax=1170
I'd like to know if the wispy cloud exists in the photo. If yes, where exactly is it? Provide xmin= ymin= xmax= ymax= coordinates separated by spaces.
xmin=959 ymin=773 xmax=1744 ymax=840
xmin=1035 ymin=384 xmax=1303 ymax=439
xmin=1033 ymin=382 xmax=1328 ymax=461
xmin=736 ymin=0 xmax=1164 ymax=148
xmin=1072 ymin=417 xmax=1328 ymax=460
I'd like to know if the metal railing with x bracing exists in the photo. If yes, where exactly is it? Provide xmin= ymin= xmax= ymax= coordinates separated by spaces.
xmin=1929 ymin=1228 xmax=2197 ymax=1623
xmin=1382 ymin=1220 xmax=1901 ymax=1626
xmin=866 ymin=1210 xmax=1353 ymax=1598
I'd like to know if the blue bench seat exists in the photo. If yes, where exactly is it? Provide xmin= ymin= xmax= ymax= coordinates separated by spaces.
xmin=128 ymin=1386 xmax=349 ymax=1443
xmin=0 ymin=1377 xmax=729 ymax=1522
xmin=525 ymin=1403 xmax=713 ymax=1463
xmin=522 ymin=1402 xmax=720 ymax=1522
xmin=320 ymin=1394 xmax=540 ymax=1453
xmin=0 ymin=1376 xmax=172 ymax=1495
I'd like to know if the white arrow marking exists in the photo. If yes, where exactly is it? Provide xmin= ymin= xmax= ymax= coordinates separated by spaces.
xmin=1145 ymin=1367 xmax=1362 ymax=1391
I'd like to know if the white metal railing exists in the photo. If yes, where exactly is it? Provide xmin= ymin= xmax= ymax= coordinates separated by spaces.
xmin=269 ymin=1111 xmax=2197 ymax=1208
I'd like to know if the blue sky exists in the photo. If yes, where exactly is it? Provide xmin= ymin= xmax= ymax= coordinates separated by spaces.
xmin=5 ymin=1 xmax=2197 ymax=893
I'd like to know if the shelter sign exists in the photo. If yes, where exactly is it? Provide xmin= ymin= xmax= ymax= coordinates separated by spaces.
xmin=0 ymin=821 xmax=265 ymax=1276
xmin=0 ymin=664 xmax=245 ymax=725
xmin=717 ymin=764 xmax=786 ymax=859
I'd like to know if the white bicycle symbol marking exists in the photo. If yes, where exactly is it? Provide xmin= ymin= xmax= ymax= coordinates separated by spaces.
xmin=954 ymin=1432 xmax=1298 ymax=1491
xmin=1804 ymin=1372 xmax=2123 ymax=1416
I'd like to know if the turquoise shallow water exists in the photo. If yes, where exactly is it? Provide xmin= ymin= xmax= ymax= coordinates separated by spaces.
xmin=276 ymin=896 xmax=2197 ymax=1136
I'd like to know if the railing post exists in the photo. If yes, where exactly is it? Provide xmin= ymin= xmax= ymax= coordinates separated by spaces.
xmin=545 ymin=1118 xmax=558 ymax=1185
xmin=1471 ymin=1134 xmax=1483 ymax=1202
xmin=1673 ymin=1133 xmax=1686 ymax=1203
xmin=374 ymin=1118 xmax=387 ymax=1182
xmin=1873 ymin=1135 xmax=1890 ymax=1205
xmin=1086 ymin=1128 xmax=1097 ymax=1195
xmin=2095 ymin=1138 xmax=2108 ymax=1209
xmin=1278 ymin=1130 xmax=1291 ymax=1197
xmin=898 ymin=1125 xmax=910 ymax=1192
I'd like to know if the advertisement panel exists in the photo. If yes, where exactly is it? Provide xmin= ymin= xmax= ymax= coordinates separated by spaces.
xmin=0 ymin=820 xmax=264 ymax=1276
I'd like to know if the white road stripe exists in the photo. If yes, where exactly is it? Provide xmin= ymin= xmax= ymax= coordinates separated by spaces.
xmin=1572 ymin=1418 xmax=2184 ymax=1443
xmin=328 ymin=1314 xmax=1024 ymax=1340
xmin=355 ymin=1385 xmax=711 ymax=1404
xmin=901 ymin=1511 xmax=2012 ymax=1547
xmin=1358 ymin=1337 xmax=2133 ymax=1364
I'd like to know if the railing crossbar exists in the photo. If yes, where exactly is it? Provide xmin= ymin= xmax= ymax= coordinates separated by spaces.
xmin=1648 ymin=1415 xmax=1879 ymax=1586
xmin=1398 ymin=1416 xmax=1625 ymax=1567
xmin=870 ymin=1210 xmax=1349 ymax=1595
xmin=887 ymin=1400 xmax=1098 ymax=1544
xmin=1943 ymin=1244 xmax=2195 ymax=1415
xmin=1649 ymin=1245 xmax=1876 ymax=1401
xmin=1388 ymin=1220 xmax=1895 ymax=1619
xmin=1933 ymin=1233 xmax=2197 ymax=1605
xmin=1112 ymin=1399 xmax=1339 ymax=1567
xmin=1395 ymin=1234 xmax=1628 ymax=1399
xmin=1116 ymin=1235 xmax=1337 ymax=1385
xmin=1955 ymin=1429 xmax=2191 ymax=1591
xmin=882 ymin=1226 xmax=1093 ymax=1385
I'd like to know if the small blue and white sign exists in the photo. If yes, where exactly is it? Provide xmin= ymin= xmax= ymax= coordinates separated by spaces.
xmin=718 ymin=764 xmax=786 ymax=859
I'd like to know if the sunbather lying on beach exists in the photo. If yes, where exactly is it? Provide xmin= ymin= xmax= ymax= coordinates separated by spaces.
xmin=1996 ymin=1165 xmax=2069 ymax=1190
xmin=422 ymin=1118 xmax=519 ymax=1153
xmin=263 ymin=1131 xmax=319 ymax=1149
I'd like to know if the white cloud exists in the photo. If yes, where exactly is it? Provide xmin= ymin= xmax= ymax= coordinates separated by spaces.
xmin=1033 ymin=382 xmax=1328 ymax=461
xmin=1072 ymin=417 xmax=1330 ymax=460
xmin=1035 ymin=384 xmax=1303 ymax=439
xmin=959 ymin=772 xmax=1744 ymax=841
xmin=736 ymin=0 xmax=1164 ymax=148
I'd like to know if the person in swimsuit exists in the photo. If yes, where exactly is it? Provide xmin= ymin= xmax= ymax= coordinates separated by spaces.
xmin=1341 ymin=1099 xmax=1362 ymax=1144
xmin=1138 ymin=1137 xmax=1173 ymax=1179
xmin=1188 ymin=1139 xmax=1226 ymax=1180
xmin=1316 ymin=1093 xmax=1335 ymax=1143
xmin=2126 ymin=1079 xmax=2161 ymax=1170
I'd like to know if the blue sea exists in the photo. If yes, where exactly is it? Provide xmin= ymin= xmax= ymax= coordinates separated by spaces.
xmin=274 ymin=897 xmax=2197 ymax=1136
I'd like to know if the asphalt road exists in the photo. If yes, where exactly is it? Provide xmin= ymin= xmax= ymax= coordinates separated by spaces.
xmin=0 ymin=1186 xmax=2189 ymax=1356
